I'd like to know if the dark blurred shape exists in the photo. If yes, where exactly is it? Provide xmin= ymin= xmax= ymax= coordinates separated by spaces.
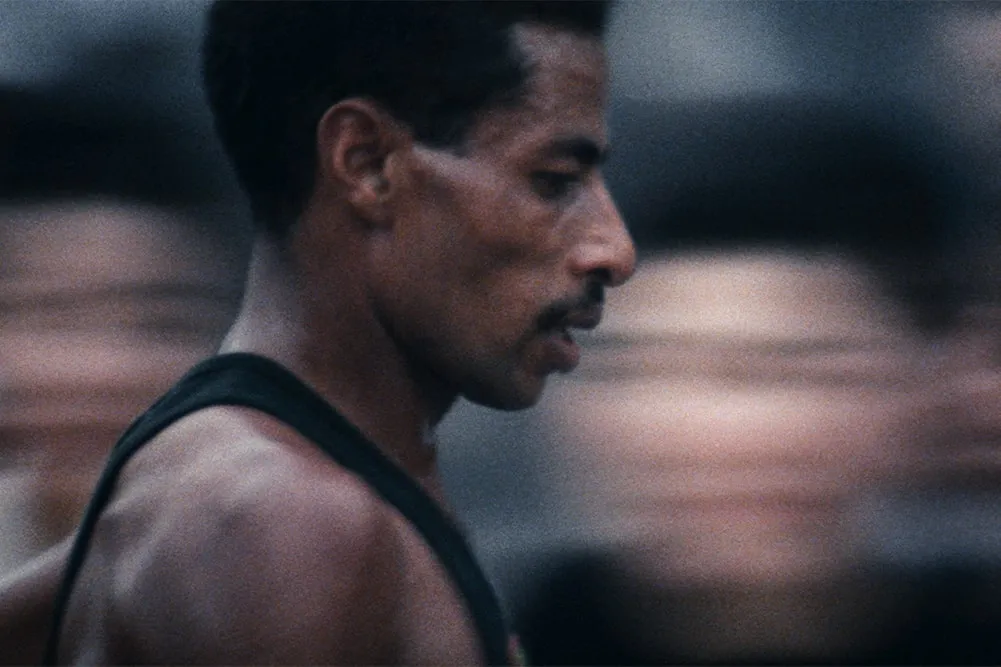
xmin=0 ymin=80 xmax=242 ymax=565
xmin=607 ymin=94 xmax=968 ymax=333
xmin=514 ymin=96 xmax=999 ymax=665
xmin=0 ymin=86 xmax=221 ymax=221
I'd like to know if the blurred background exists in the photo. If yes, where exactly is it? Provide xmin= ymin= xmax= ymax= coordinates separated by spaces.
xmin=5 ymin=1 xmax=1001 ymax=663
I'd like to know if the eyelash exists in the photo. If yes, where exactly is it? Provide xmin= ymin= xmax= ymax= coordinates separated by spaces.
xmin=531 ymin=171 xmax=582 ymax=202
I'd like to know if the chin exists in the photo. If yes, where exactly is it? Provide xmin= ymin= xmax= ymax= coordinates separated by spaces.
xmin=462 ymin=375 xmax=547 ymax=412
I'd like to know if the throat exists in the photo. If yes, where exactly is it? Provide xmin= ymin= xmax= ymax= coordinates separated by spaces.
xmin=227 ymin=236 xmax=449 ymax=497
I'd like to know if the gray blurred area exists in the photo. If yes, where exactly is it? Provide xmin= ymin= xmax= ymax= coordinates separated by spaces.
xmin=0 ymin=0 xmax=245 ymax=570
xmin=6 ymin=1 xmax=1001 ymax=663
xmin=0 ymin=0 xmax=245 ymax=231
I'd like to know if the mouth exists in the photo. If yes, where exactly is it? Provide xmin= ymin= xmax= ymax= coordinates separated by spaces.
xmin=538 ymin=305 xmax=604 ymax=373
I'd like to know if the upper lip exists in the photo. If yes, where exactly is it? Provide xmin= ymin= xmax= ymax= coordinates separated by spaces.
xmin=562 ymin=305 xmax=604 ymax=331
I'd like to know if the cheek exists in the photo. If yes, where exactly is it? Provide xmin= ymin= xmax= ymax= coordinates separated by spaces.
xmin=413 ymin=155 xmax=562 ymax=267
xmin=407 ymin=189 xmax=561 ymax=329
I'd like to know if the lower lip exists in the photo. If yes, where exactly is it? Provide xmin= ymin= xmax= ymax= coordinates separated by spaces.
xmin=541 ymin=330 xmax=581 ymax=372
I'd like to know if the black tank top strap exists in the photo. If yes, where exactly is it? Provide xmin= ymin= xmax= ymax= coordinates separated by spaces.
xmin=44 ymin=353 xmax=512 ymax=665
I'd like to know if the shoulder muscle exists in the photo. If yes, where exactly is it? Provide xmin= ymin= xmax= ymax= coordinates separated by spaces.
xmin=110 ymin=434 xmax=403 ymax=664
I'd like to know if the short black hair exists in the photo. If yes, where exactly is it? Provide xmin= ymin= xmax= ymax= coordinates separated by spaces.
xmin=605 ymin=96 xmax=972 ymax=333
xmin=202 ymin=0 xmax=611 ymax=235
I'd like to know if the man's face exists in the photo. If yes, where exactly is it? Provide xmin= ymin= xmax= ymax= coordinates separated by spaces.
xmin=545 ymin=251 xmax=931 ymax=587
xmin=372 ymin=24 xmax=635 ymax=410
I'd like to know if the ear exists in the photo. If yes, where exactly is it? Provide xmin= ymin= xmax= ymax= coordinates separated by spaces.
xmin=315 ymin=99 xmax=408 ymax=227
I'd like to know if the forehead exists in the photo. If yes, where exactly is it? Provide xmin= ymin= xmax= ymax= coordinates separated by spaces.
xmin=466 ymin=23 xmax=609 ymax=156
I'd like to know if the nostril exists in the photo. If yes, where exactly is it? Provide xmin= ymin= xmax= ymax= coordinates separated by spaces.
xmin=584 ymin=278 xmax=606 ymax=305
xmin=588 ymin=270 xmax=611 ymax=291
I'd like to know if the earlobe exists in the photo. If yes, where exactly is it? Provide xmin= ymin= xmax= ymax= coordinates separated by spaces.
xmin=316 ymin=99 xmax=401 ymax=227
xmin=354 ymin=173 xmax=393 ymax=226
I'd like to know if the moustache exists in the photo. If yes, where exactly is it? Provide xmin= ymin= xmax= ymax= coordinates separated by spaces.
xmin=537 ymin=280 xmax=605 ymax=332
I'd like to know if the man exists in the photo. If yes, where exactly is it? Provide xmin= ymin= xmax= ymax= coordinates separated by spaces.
xmin=7 ymin=1 xmax=635 ymax=664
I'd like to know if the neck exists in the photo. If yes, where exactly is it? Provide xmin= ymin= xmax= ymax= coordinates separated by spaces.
xmin=220 ymin=233 xmax=451 ymax=484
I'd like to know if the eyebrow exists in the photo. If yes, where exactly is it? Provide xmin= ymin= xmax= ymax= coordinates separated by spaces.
xmin=543 ymin=136 xmax=608 ymax=168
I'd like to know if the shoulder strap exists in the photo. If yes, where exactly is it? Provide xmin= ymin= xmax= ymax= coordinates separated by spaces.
xmin=45 ymin=353 xmax=511 ymax=665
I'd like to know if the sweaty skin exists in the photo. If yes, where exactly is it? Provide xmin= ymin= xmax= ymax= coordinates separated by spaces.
xmin=11 ymin=22 xmax=634 ymax=665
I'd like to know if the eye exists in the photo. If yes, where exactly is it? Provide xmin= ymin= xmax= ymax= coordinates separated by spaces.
xmin=531 ymin=171 xmax=582 ymax=202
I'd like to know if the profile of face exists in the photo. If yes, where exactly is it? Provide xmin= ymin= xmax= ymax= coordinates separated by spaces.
xmin=367 ymin=24 xmax=635 ymax=411
xmin=544 ymin=250 xmax=931 ymax=588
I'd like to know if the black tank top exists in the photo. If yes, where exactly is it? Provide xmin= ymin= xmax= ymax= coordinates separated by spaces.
xmin=44 ymin=353 xmax=514 ymax=665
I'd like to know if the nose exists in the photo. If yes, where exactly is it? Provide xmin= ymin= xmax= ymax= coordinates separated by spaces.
xmin=570 ymin=180 xmax=636 ymax=287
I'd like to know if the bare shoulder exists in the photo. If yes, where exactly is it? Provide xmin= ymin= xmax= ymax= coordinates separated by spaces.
xmin=80 ymin=407 xmax=403 ymax=664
